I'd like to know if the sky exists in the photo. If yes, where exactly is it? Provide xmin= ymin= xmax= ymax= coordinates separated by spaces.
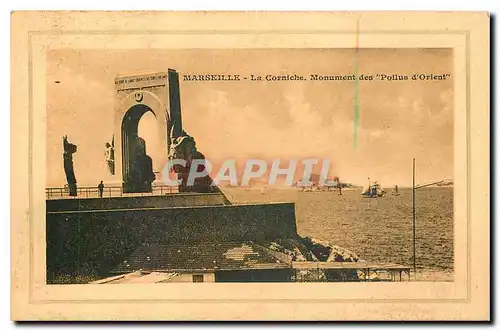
xmin=46 ymin=48 xmax=453 ymax=187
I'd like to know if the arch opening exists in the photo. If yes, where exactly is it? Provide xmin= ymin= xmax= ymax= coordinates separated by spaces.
xmin=138 ymin=111 xmax=161 ymax=174
xmin=121 ymin=104 xmax=157 ymax=193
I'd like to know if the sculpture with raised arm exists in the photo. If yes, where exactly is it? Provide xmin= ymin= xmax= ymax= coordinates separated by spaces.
xmin=168 ymin=125 xmax=214 ymax=193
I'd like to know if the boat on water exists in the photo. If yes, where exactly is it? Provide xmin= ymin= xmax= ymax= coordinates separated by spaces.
xmin=361 ymin=180 xmax=386 ymax=198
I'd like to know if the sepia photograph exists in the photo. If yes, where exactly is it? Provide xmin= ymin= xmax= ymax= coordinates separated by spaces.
xmin=45 ymin=48 xmax=454 ymax=284
xmin=10 ymin=11 xmax=489 ymax=321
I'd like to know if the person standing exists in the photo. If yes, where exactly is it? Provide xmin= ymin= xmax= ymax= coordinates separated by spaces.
xmin=98 ymin=181 xmax=104 ymax=198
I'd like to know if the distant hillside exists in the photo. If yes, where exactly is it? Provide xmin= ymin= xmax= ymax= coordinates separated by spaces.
xmin=341 ymin=183 xmax=362 ymax=189
xmin=413 ymin=179 xmax=454 ymax=188
xmin=436 ymin=179 xmax=453 ymax=187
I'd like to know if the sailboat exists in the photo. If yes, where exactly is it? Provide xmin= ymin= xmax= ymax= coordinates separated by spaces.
xmin=361 ymin=179 xmax=386 ymax=198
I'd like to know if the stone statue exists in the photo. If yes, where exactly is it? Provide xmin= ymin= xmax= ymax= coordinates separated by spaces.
xmin=63 ymin=135 xmax=78 ymax=196
xmin=168 ymin=125 xmax=214 ymax=193
xmin=127 ymin=137 xmax=156 ymax=193
xmin=105 ymin=135 xmax=115 ymax=175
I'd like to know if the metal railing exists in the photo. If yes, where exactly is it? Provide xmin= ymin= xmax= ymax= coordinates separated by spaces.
xmin=46 ymin=184 xmax=179 ymax=200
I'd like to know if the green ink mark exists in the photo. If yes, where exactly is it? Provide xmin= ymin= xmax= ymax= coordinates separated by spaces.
xmin=353 ymin=55 xmax=359 ymax=149
xmin=353 ymin=19 xmax=360 ymax=149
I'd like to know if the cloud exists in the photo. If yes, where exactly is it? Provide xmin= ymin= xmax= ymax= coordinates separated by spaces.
xmin=46 ymin=49 xmax=454 ymax=187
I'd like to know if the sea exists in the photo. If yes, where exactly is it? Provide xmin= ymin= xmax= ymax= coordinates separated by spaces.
xmin=224 ymin=186 xmax=454 ymax=281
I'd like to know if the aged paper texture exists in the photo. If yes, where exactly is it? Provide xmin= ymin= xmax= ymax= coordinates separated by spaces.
xmin=11 ymin=11 xmax=489 ymax=321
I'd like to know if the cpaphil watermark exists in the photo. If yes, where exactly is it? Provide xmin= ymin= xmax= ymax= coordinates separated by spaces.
xmin=160 ymin=158 xmax=338 ymax=187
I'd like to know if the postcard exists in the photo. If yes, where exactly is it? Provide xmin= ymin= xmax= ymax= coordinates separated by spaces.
xmin=11 ymin=11 xmax=490 ymax=321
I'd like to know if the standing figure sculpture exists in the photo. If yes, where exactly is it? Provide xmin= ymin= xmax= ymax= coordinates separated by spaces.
xmin=105 ymin=135 xmax=115 ymax=175
xmin=63 ymin=135 xmax=78 ymax=196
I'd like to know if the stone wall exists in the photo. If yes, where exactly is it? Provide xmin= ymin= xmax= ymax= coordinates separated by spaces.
xmin=46 ymin=193 xmax=226 ymax=212
xmin=46 ymin=202 xmax=298 ymax=283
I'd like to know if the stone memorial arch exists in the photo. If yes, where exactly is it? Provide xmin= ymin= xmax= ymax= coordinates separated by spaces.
xmin=113 ymin=69 xmax=183 ymax=193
